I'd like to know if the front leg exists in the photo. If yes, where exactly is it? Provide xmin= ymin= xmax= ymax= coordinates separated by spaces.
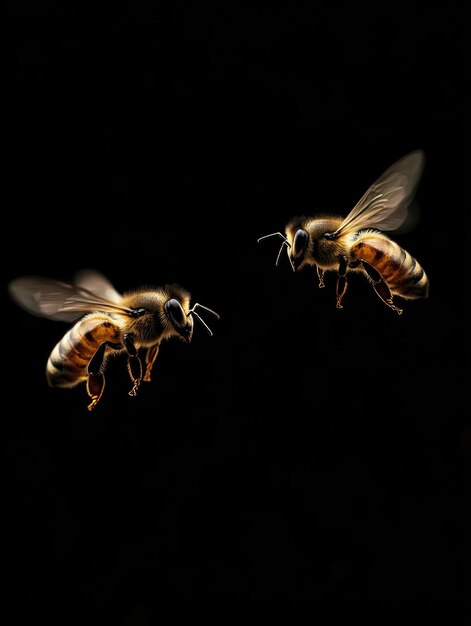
xmin=143 ymin=343 xmax=161 ymax=382
xmin=123 ymin=334 xmax=143 ymax=396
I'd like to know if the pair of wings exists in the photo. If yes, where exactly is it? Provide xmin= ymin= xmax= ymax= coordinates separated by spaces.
xmin=8 ymin=269 xmax=134 ymax=322
xmin=331 ymin=149 xmax=425 ymax=238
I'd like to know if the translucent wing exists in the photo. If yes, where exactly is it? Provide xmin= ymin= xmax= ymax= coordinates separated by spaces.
xmin=8 ymin=269 xmax=132 ymax=322
xmin=331 ymin=150 xmax=425 ymax=238
xmin=73 ymin=269 xmax=123 ymax=304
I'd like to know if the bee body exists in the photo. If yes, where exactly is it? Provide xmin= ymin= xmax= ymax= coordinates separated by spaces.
xmin=258 ymin=150 xmax=430 ymax=314
xmin=349 ymin=230 xmax=429 ymax=300
xmin=9 ymin=271 xmax=219 ymax=410
xmin=47 ymin=313 xmax=122 ymax=388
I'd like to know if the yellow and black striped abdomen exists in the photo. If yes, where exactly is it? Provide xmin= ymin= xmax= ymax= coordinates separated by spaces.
xmin=46 ymin=313 xmax=123 ymax=388
xmin=350 ymin=232 xmax=429 ymax=300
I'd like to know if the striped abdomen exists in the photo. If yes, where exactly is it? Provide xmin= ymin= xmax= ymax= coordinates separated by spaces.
xmin=46 ymin=313 xmax=123 ymax=388
xmin=350 ymin=231 xmax=429 ymax=299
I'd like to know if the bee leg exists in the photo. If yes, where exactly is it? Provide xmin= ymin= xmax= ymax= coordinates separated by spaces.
xmin=123 ymin=334 xmax=143 ymax=396
xmin=86 ymin=374 xmax=105 ymax=411
xmin=316 ymin=266 xmax=326 ymax=288
xmin=143 ymin=343 xmax=161 ymax=382
xmin=335 ymin=256 xmax=349 ymax=309
xmin=357 ymin=260 xmax=403 ymax=315
xmin=86 ymin=340 xmax=123 ymax=410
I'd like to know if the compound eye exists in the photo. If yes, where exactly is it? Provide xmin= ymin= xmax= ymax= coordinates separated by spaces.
xmin=164 ymin=298 xmax=185 ymax=326
xmin=293 ymin=229 xmax=308 ymax=256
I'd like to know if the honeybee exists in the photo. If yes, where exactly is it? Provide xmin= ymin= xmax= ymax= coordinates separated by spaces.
xmin=257 ymin=150 xmax=430 ymax=314
xmin=8 ymin=269 xmax=220 ymax=410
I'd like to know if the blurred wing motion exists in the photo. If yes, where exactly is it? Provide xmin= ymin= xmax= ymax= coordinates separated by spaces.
xmin=8 ymin=269 xmax=132 ymax=322
xmin=332 ymin=149 xmax=425 ymax=238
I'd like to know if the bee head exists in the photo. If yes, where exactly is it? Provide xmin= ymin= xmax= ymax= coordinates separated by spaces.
xmin=164 ymin=297 xmax=194 ymax=342
xmin=285 ymin=217 xmax=311 ymax=271
xmin=164 ymin=286 xmax=220 ymax=342
xmin=257 ymin=218 xmax=311 ymax=272
xmin=289 ymin=228 xmax=309 ymax=271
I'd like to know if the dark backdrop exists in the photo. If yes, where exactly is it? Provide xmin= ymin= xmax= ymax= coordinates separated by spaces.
xmin=4 ymin=2 xmax=465 ymax=623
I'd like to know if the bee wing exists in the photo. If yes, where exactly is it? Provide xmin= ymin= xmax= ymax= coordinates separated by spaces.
xmin=72 ymin=269 xmax=124 ymax=304
xmin=8 ymin=269 xmax=132 ymax=322
xmin=332 ymin=150 xmax=425 ymax=238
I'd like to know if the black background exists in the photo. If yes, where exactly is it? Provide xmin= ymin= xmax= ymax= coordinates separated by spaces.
xmin=4 ymin=2 xmax=466 ymax=623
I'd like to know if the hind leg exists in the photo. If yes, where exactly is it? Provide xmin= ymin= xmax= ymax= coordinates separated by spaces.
xmin=350 ymin=259 xmax=403 ymax=315
xmin=86 ymin=340 xmax=123 ymax=410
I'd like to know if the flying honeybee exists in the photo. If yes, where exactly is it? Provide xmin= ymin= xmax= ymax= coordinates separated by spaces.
xmin=8 ymin=269 xmax=220 ymax=410
xmin=257 ymin=150 xmax=430 ymax=314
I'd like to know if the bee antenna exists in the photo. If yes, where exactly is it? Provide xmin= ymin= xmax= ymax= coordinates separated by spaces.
xmin=188 ymin=303 xmax=220 ymax=336
xmin=276 ymin=240 xmax=291 ymax=266
xmin=256 ymin=232 xmax=291 ymax=267
xmin=257 ymin=232 xmax=288 ymax=244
